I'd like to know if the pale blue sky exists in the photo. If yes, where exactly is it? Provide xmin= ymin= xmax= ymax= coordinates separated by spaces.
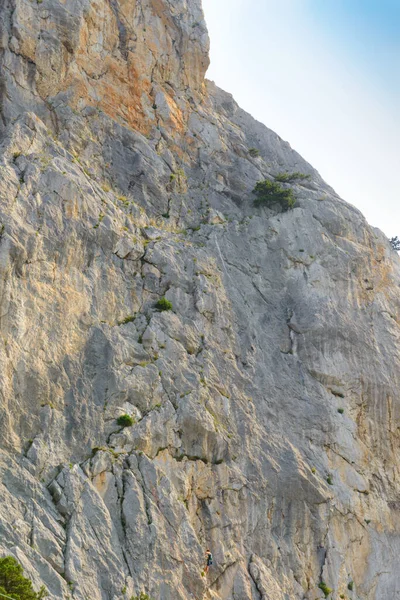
xmin=202 ymin=0 xmax=400 ymax=237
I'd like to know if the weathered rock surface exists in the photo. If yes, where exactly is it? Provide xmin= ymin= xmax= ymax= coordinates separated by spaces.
xmin=0 ymin=1 xmax=399 ymax=599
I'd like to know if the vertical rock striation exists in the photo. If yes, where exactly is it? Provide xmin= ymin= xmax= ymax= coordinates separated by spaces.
xmin=0 ymin=1 xmax=399 ymax=599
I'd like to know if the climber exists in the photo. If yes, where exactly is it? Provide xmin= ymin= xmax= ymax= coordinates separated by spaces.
xmin=204 ymin=549 xmax=213 ymax=574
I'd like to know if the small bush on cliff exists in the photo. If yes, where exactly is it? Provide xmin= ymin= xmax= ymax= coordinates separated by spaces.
xmin=130 ymin=594 xmax=152 ymax=600
xmin=118 ymin=315 xmax=135 ymax=326
xmin=0 ymin=556 xmax=48 ymax=599
xmin=117 ymin=414 xmax=135 ymax=427
xmin=318 ymin=582 xmax=333 ymax=597
xmin=253 ymin=180 xmax=295 ymax=211
xmin=389 ymin=236 xmax=400 ymax=251
xmin=155 ymin=297 xmax=173 ymax=311
xmin=274 ymin=171 xmax=311 ymax=183
xmin=248 ymin=148 xmax=260 ymax=157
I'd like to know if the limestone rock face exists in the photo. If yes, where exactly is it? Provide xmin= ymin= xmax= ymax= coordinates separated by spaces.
xmin=0 ymin=0 xmax=209 ymax=134
xmin=0 ymin=2 xmax=399 ymax=600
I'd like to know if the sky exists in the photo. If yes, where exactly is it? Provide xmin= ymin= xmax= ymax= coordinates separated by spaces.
xmin=202 ymin=0 xmax=400 ymax=237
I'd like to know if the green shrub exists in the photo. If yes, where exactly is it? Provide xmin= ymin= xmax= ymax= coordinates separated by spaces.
xmin=155 ymin=297 xmax=173 ymax=311
xmin=338 ymin=408 xmax=344 ymax=414
xmin=326 ymin=475 xmax=333 ymax=485
xmin=0 ymin=556 xmax=48 ymax=600
xmin=253 ymin=180 xmax=295 ymax=211
xmin=117 ymin=414 xmax=135 ymax=427
xmin=118 ymin=315 xmax=135 ymax=326
xmin=248 ymin=148 xmax=260 ymax=157
xmin=347 ymin=581 xmax=354 ymax=591
xmin=130 ymin=594 xmax=152 ymax=600
xmin=274 ymin=171 xmax=311 ymax=183
xmin=318 ymin=582 xmax=333 ymax=597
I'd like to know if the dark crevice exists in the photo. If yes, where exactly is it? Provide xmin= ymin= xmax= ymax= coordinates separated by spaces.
xmin=108 ymin=0 xmax=129 ymax=60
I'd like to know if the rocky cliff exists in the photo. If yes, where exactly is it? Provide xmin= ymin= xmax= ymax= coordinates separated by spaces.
xmin=0 ymin=1 xmax=399 ymax=599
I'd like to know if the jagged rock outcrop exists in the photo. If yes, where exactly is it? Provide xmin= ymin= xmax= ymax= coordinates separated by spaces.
xmin=0 ymin=2 xmax=399 ymax=599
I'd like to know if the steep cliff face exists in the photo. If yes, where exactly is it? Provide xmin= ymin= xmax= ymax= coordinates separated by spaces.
xmin=0 ymin=2 xmax=399 ymax=600
xmin=0 ymin=0 xmax=209 ymax=133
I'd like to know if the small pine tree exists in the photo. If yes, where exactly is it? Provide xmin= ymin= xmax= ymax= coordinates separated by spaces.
xmin=274 ymin=171 xmax=311 ymax=183
xmin=0 ymin=556 xmax=47 ymax=600
xmin=253 ymin=180 xmax=296 ymax=211
xmin=389 ymin=236 xmax=400 ymax=251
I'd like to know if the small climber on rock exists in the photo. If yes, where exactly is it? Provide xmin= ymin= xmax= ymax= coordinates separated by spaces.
xmin=204 ymin=549 xmax=213 ymax=574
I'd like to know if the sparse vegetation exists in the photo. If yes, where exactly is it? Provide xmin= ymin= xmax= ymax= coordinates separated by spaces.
xmin=389 ymin=236 xmax=400 ymax=251
xmin=326 ymin=475 xmax=333 ymax=485
xmin=248 ymin=148 xmax=260 ymax=157
xmin=274 ymin=171 xmax=311 ymax=183
xmin=318 ymin=582 xmax=333 ymax=597
xmin=347 ymin=581 xmax=354 ymax=591
xmin=338 ymin=408 xmax=344 ymax=414
xmin=117 ymin=195 xmax=130 ymax=207
xmin=117 ymin=414 xmax=135 ymax=427
xmin=168 ymin=169 xmax=187 ymax=193
xmin=0 ymin=556 xmax=48 ymax=600
xmin=130 ymin=593 xmax=152 ymax=600
xmin=118 ymin=315 xmax=135 ymax=326
xmin=93 ymin=213 xmax=105 ymax=229
xmin=155 ymin=297 xmax=173 ymax=311
xmin=253 ymin=179 xmax=296 ymax=211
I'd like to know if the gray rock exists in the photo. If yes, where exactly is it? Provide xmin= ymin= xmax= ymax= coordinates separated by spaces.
xmin=0 ymin=1 xmax=399 ymax=599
